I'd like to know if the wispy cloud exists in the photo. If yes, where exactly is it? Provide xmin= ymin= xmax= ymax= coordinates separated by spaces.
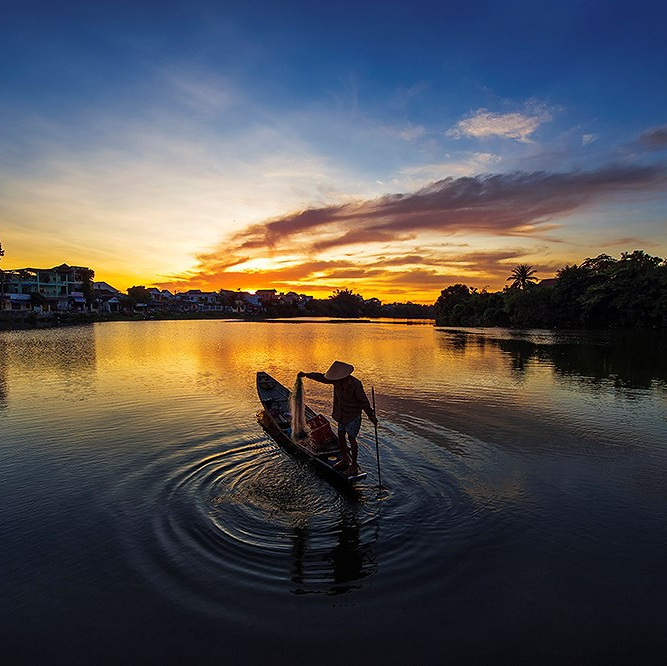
xmin=396 ymin=152 xmax=503 ymax=185
xmin=638 ymin=125 xmax=667 ymax=150
xmin=159 ymin=65 xmax=237 ymax=114
xmin=382 ymin=123 xmax=427 ymax=141
xmin=447 ymin=105 xmax=553 ymax=143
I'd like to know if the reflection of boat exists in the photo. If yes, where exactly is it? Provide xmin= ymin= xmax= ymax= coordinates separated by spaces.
xmin=256 ymin=371 xmax=367 ymax=484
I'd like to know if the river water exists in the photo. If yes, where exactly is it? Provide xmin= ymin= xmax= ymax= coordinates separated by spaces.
xmin=1 ymin=320 xmax=666 ymax=664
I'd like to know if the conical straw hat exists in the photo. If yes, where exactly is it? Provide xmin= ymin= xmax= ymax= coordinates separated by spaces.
xmin=324 ymin=360 xmax=354 ymax=380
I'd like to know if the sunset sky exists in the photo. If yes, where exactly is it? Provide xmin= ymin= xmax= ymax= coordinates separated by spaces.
xmin=1 ymin=0 xmax=666 ymax=302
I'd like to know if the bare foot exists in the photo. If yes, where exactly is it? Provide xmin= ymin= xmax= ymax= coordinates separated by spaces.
xmin=344 ymin=465 xmax=360 ymax=476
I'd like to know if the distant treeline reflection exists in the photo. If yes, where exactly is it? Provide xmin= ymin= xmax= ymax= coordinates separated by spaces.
xmin=434 ymin=250 xmax=667 ymax=329
xmin=440 ymin=329 xmax=667 ymax=389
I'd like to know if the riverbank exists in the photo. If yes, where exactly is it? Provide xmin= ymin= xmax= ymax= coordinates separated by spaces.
xmin=0 ymin=310 xmax=245 ymax=330
xmin=0 ymin=310 xmax=435 ymax=330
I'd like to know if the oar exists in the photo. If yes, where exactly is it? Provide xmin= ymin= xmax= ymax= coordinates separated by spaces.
xmin=372 ymin=386 xmax=382 ymax=489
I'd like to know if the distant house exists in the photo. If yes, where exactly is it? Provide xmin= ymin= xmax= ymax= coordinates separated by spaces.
xmin=218 ymin=289 xmax=237 ymax=309
xmin=281 ymin=291 xmax=311 ymax=309
xmin=537 ymin=278 xmax=557 ymax=288
xmin=143 ymin=288 xmax=173 ymax=304
xmin=92 ymin=282 xmax=122 ymax=312
xmin=1 ymin=263 xmax=93 ymax=312
xmin=256 ymin=289 xmax=278 ymax=304
xmin=104 ymin=296 xmax=122 ymax=313
xmin=245 ymin=293 xmax=261 ymax=308
xmin=92 ymin=281 xmax=121 ymax=312
xmin=94 ymin=281 xmax=119 ymax=295
xmin=178 ymin=289 xmax=225 ymax=312
xmin=92 ymin=282 xmax=115 ymax=310
xmin=69 ymin=291 xmax=88 ymax=312
xmin=233 ymin=292 xmax=261 ymax=313
xmin=1 ymin=293 xmax=31 ymax=311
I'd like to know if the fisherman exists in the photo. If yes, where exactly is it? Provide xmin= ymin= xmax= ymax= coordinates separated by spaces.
xmin=298 ymin=361 xmax=377 ymax=475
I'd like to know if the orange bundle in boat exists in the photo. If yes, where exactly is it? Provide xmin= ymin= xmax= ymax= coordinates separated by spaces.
xmin=307 ymin=414 xmax=336 ymax=452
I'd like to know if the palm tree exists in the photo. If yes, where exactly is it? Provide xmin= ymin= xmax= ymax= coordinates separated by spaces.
xmin=508 ymin=264 xmax=538 ymax=290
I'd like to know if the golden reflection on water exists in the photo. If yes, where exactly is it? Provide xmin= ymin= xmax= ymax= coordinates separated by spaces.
xmin=3 ymin=327 xmax=98 ymax=407
xmin=3 ymin=321 xmax=665 ymax=448
xmin=0 ymin=338 xmax=7 ymax=409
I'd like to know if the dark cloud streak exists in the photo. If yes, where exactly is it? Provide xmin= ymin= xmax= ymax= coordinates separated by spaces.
xmin=234 ymin=164 xmax=667 ymax=252
xmin=638 ymin=126 xmax=667 ymax=150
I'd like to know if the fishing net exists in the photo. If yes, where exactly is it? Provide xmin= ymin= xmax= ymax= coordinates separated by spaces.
xmin=290 ymin=375 xmax=310 ymax=442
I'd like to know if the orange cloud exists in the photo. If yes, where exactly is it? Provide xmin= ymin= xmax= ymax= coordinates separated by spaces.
xmin=158 ymin=247 xmax=555 ymax=303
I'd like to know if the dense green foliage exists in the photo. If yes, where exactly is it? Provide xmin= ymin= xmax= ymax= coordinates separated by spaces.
xmin=434 ymin=251 xmax=667 ymax=329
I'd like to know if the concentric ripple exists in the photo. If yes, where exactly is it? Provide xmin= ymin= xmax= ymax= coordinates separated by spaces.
xmin=104 ymin=406 xmax=514 ymax=617
xmin=106 ymin=426 xmax=383 ymax=614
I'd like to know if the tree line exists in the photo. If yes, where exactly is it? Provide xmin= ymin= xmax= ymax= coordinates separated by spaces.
xmin=434 ymin=250 xmax=667 ymax=329
xmin=299 ymin=289 xmax=434 ymax=319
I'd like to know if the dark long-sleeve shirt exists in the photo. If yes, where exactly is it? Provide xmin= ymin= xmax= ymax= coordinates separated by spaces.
xmin=304 ymin=373 xmax=374 ymax=424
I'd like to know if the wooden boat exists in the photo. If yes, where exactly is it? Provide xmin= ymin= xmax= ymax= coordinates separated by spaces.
xmin=256 ymin=371 xmax=368 ymax=483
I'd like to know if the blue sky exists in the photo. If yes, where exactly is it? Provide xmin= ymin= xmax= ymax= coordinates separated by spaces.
xmin=1 ymin=0 xmax=666 ymax=300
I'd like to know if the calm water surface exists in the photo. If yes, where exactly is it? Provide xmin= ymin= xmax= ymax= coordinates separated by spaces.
xmin=1 ymin=321 xmax=666 ymax=664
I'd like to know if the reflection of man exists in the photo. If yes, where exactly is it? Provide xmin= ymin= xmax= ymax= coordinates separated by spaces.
xmin=289 ymin=509 xmax=378 ymax=595
xmin=330 ymin=509 xmax=364 ymax=589
xmin=298 ymin=360 xmax=377 ymax=475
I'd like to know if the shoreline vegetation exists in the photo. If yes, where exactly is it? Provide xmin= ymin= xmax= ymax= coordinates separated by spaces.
xmin=435 ymin=250 xmax=667 ymax=330
xmin=2 ymin=250 xmax=665 ymax=332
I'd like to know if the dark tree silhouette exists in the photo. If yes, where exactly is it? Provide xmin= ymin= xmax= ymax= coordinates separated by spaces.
xmin=435 ymin=250 xmax=666 ymax=329
xmin=507 ymin=264 xmax=538 ymax=290
xmin=81 ymin=268 xmax=95 ymax=302
xmin=127 ymin=285 xmax=151 ymax=304
xmin=328 ymin=288 xmax=364 ymax=317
